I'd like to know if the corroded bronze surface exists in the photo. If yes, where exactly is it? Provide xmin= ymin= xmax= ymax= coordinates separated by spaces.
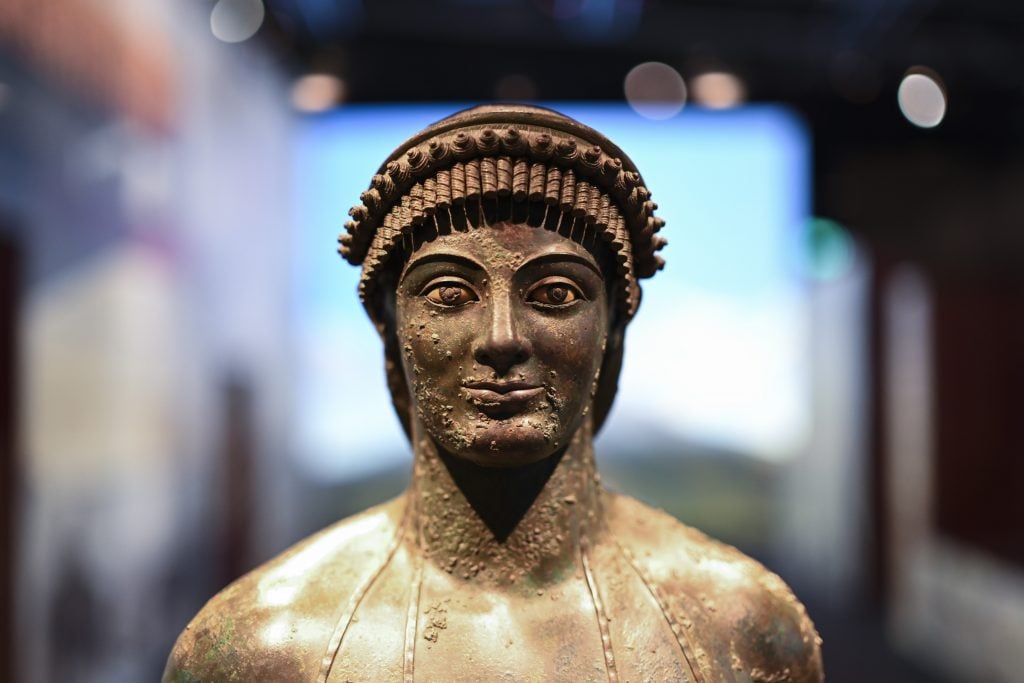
xmin=165 ymin=105 xmax=823 ymax=682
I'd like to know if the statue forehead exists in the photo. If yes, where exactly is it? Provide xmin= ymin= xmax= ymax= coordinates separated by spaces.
xmin=401 ymin=223 xmax=601 ymax=279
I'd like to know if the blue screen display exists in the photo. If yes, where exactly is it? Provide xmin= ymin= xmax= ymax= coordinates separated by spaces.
xmin=293 ymin=103 xmax=811 ymax=480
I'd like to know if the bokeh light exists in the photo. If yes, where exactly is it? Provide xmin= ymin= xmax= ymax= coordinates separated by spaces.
xmin=291 ymin=74 xmax=347 ymax=113
xmin=803 ymin=217 xmax=856 ymax=281
xmin=210 ymin=0 xmax=265 ymax=44
xmin=897 ymin=69 xmax=947 ymax=128
xmin=623 ymin=62 xmax=687 ymax=120
xmin=691 ymin=71 xmax=746 ymax=110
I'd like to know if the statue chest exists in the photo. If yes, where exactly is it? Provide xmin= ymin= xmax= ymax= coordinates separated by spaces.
xmin=323 ymin=543 xmax=705 ymax=683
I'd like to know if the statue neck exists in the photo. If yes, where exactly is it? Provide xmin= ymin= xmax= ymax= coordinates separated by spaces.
xmin=407 ymin=420 xmax=603 ymax=590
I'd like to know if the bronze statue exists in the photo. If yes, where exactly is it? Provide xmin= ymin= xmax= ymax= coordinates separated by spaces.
xmin=165 ymin=105 xmax=823 ymax=682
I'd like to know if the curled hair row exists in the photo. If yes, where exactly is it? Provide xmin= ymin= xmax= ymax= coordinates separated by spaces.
xmin=340 ymin=122 xmax=666 ymax=322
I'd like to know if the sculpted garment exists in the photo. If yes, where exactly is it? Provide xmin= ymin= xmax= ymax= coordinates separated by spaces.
xmin=164 ymin=491 xmax=823 ymax=682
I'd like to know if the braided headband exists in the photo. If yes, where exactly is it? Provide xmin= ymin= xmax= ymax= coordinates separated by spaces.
xmin=339 ymin=105 xmax=667 ymax=322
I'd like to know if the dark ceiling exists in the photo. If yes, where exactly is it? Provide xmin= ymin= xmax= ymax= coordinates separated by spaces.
xmin=256 ymin=0 xmax=1024 ymax=253
xmin=259 ymin=1 xmax=1021 ymax=102
xmin=255 ymin=0 xmax=1024 ymax=151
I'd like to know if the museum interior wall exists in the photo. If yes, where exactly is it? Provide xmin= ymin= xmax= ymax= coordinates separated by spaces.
xmin=1 ymin=2 xmax=296 ymax=680
xmin=1 ymin=0 xmax=1021 ymax=681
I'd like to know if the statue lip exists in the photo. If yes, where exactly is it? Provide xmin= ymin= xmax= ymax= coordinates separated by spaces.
xmin=463 ymin=381 xmax=544 ymax=406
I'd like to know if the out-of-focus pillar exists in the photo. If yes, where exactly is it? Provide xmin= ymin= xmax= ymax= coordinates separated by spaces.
xmin=0 ymin=232 xmax=20 ymax=683
xmin=219 ymin=378 xmax=255 ymax=586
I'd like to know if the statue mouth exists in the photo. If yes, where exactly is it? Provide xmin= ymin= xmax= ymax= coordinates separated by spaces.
xmin=463 ymin=381 xmax=545 ymax=410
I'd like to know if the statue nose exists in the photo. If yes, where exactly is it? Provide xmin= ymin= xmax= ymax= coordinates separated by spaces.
xmin=473 ymin=298 xmax=532 ymax=375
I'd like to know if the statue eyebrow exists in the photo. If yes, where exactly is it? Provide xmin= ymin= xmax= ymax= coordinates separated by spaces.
xmin=519 ymin=252 xmax=603 ymax=278
xmin=401 ymin=252 xmax=484 ymax=280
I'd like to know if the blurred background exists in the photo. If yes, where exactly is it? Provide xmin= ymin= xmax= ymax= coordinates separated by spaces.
xmin=1 ymin=0 xmax=1022 ymax=681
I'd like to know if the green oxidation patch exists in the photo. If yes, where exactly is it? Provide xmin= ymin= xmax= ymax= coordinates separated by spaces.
xmin=518 ymin=553 xmax=576 ymax=596
xmin=736 ymin=604 xmax=807 ymax=669
xmin=202 ymin=615 xmax=237 ymax=663
xmin=170 ymin=615 xmax=245 ymax=681
xmin=172 ymin=669 xmax=201 ymax=683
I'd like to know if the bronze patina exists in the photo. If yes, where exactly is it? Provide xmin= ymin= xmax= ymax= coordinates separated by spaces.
xmin=165 ymin=105 xmax=824 ymax=682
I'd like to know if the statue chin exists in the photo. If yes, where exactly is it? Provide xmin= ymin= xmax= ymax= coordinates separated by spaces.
xmin=443 ymin=421 xmax=566 ymax=469
xmin=417 ymin=402 xmax=585 ymax=469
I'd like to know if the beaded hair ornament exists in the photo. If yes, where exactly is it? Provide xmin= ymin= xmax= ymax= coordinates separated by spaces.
xmin=339 ymin=104 xmax=667 ymax=325
xmin=339 ymin=104 xmax=667 ymax=435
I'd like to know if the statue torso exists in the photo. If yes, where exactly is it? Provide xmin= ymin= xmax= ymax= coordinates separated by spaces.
xmin=165 ymin=492 xmax=822 ymax=682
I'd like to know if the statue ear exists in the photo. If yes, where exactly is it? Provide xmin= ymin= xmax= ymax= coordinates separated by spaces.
xmin=592 ymin=324 xmax=625 ymax=434
xmin=383 ymin=338 xmax=413 ymax=441
xmin=369 ymin=288 xmax=414 ymax=442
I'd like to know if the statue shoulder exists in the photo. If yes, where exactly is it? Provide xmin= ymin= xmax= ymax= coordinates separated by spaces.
xmin=163 ymin=496 xmax=407 ymax=682
xmin=606 ymin=492 xmax=824 ymax=683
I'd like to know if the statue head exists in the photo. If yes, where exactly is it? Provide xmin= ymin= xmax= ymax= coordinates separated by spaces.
xmin=340 ymin=104 xmax=666 ymax=466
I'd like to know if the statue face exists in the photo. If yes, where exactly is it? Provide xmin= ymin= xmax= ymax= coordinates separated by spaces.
xmin=394 ymin=223 xmax=609 ymax=467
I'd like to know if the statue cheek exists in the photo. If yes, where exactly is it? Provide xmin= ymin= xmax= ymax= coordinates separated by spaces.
xmin=401 ymin=312 xmax=473 ymax=367
xmin=529 ymin=315 xmax=605 ymax=372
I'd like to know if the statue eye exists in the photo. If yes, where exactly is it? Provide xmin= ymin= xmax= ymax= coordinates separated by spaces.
xmin=424 ymin=281 xmax=477 ymax=307
xmin=527 ymin=279 xmax=582 ymax=307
